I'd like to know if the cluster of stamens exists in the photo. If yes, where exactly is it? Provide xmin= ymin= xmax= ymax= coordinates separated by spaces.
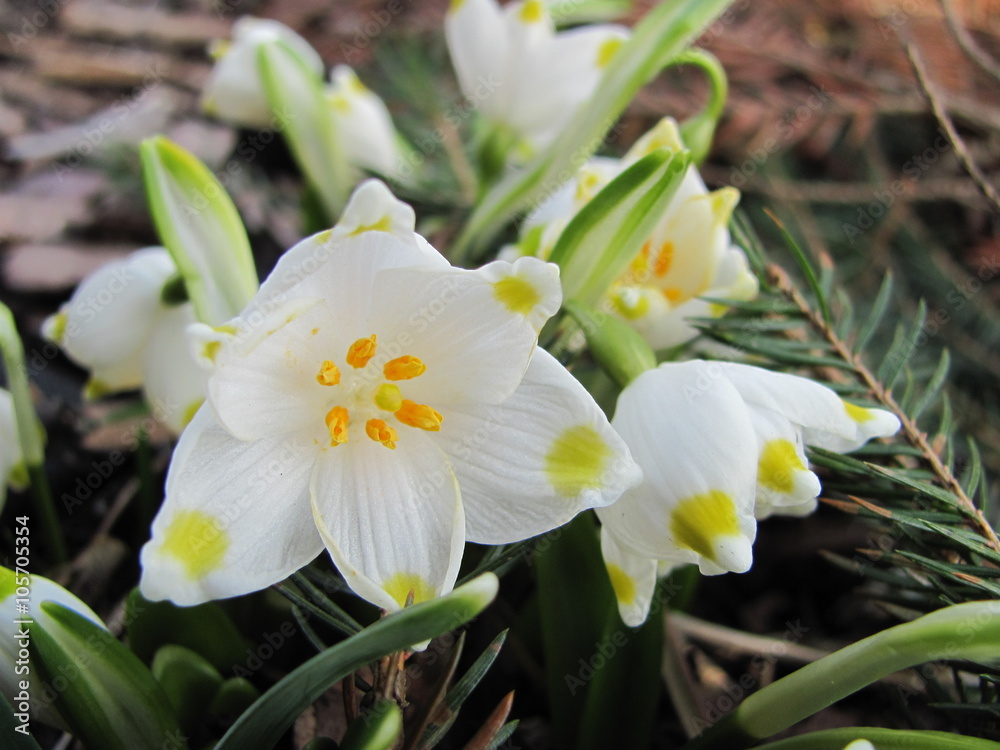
xmin=315 ymin=335 xmax=442 ymax=449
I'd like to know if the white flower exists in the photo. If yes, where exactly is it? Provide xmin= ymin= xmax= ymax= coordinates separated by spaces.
xmin=0 ymin=388 xmax=28 ymax=506
xmin=597 ymin=360 xmax=900 ymax=626
xmin=445 ymin=0 xmax=629 ymax=153
xmin=140 ymin=180 xmax=641 ymax=611
xmin=202 ymin=17 xmax=324 ymax=128
xmin=0 ymin=566 xmax=106 ymax=727
xmin=326 ymin=65 xmax=405 ymax=179
xmin=520 ymin=118 xmax=758 ymax=349
xmin=42 ymin=248 xmax=207 ymax=434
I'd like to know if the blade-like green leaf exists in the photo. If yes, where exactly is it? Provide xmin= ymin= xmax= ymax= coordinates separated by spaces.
xmin=682 ymin=601 xmax=1000 ymax=750
xmin=216 ymin=574 xmax=498 ymax=750
xmin=564 ymin=301 xmax=657 ymax=388
xmin=340 ymin=700 xmax=403 ymax=750
xmin=549 ymin=148 xmax=691 ymax=306
xmin=30 ymin=602 xmax=186 ymax=750
xmin=752 ymin=727 xmax=1000 ymax=749
xmin=258 ymin=39 xmax=351 ymax=222
xmin=140 ymin=136 xmax=257 ymax=325
xmin=854 ymin=272 xmax=894 ymax=354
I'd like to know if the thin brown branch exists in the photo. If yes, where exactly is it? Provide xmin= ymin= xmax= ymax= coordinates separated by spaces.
xmin=939 ymin=0 xmax=1000 ymax=86
xmin=903 ymin=39 xmax=1000 ymax=214
xmin=768 ymin=263 xmax=1000 ymax=554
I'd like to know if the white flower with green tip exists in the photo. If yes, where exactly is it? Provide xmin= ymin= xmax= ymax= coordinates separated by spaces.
xmin=0 ymin=566 xmax=106 ymax=727
xmin=597 ymin=360 xmax=900 ymax=627
xmin=519 ymin=117 xmax=758 ymax=349
xmin=326 ymin=65 xmax=406 ymax=180
xmin=139 ymin=180 xmax=641 ymax=611
xmin=202 ymin=17 xmax=324 ymax=128
xmin=42 ymin=248 xmax=207 ymax=434
xmin=0 ymin=389 xmax=28 ymax=505
xmin=445 ymin=0 xmax=629 ymax=154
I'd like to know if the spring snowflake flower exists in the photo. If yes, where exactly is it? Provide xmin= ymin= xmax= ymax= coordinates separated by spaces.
xmin=445 ymin=0 xmax=629 ymax=154
xmin=42 ymin=248 xmax=207 ymax=434
xmin=0 ymin=388 xmax=28 ymax=506
xmin=326 ymin=65 xmax=405 ymax=180
xmin=596 ymin=360 xmax=900 ymax=626
xmin=139 ymin=180 xmax=641 ymax=611
xmin=0 ymin=566 xmax=107 ymax=727
xmin=512 ymin=118 xmax=758 ymax=348
xmin=201 ymin=17 xmax=324 ymax=128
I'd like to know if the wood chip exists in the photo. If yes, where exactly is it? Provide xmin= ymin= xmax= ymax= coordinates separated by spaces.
xmin=2 ymin=243 xmax=134 ymax=291
xmin=62 ymin=2 xmax=231 ymax=48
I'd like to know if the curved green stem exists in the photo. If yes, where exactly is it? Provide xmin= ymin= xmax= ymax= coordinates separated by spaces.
xmin=670 ymin=49 xmax=728 ymax=164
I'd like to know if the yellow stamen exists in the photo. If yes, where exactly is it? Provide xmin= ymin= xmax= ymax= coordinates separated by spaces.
xmin=346 ymin=335 xmax=377 ymax=368
xmin=653 ymin=241 xmax=674 ymax=278
xmin=366 ymin=419 xmax=398 ymax=450
xmin=374 ymin=383 xmax=403 ymax=412
xmin=325 ymin=406 xmax=350 ymax=446
xmin=384 ymin=355 xmax=426 ymax=381
xmin=316 ymin=360 xmax=341 ymax=386
xmin=395 ymin=400 xmax=443 ymax=431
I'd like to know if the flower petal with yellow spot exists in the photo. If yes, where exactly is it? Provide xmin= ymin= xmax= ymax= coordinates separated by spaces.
xmin=600 ymin=526 xmax=658 ymax=628
xmin=325 ymin=66 xmax=406 ymax=179
xmin=141 ymin=181 xmax=632 ymax=613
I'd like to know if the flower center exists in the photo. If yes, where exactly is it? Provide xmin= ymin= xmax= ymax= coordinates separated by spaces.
xmin=315 ymin=334 xmax=441 ymax=449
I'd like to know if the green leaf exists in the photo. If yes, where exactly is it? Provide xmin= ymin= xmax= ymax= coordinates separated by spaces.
xmin=752 ymin=727 xmax=1000 ymax=749
xmin=549 ymin=148 xmax=691 ymax=305
xmin=126 ymin=589 xmax=249 ymax=673
xmin=452 ymin=0 xmax=737 ymax=259
xmin=30 ymin=602 xmax=186 ymax=750
xmin=140 ymin=136 xmax=257 ymax=325
xmin=765 ymin=210 xmax=831 ymax=327
xmin=682 ymin=601 xmax=1000 ymax=749
xmin=340 ymin=700 xmax=403 ymax=750
xmin=258 ymin=39 xmax=351 ymax=223
xmin=535 ymin=514 xmax=618 ymax=750
xmin=216 ymin=573 xmax=498 ymax=750
xmin=151 ymin=645 xmax=224 ymax=733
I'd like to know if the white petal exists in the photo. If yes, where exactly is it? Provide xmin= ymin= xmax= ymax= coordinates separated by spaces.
xmin=600 ymin=527 xmax=658 ymax=628
xmin=202 ymin=17 xmax=324 ymax=128
xmin=438 ymin=348 xmax=642 ymax=544
xmin=251 ymin=228 xmax=448 ymax=320
xmin=744 ymin=405 xmax=822 ymax=518
xmin=329 ymin=179 xmax=416 ymax=243
xmin=597 ymin=361 xmax=757 ymax=575
xmin=445 ymin=0 xmax=510 ymax=121
xmin=370 ymin=258 xmax=560 ymax=406
xmin=714 ymin=362 xmax=901 ymax=452
xmin=140 ymin=406 xmax=323 ymax=606
xmin=208 ymin=297 xmax=335 ymax=441
xmin=57 ymin=247 xmax=174 ymax=376
xmin=141 ymin=305 xmax=207 ymax=435
xmin=507 ymin=24 xmax=629 ymax=146
xmin=310 ymin=434 xmax=464 ymax=611
xmin=327 ymin=68 xmax=403 ymax=177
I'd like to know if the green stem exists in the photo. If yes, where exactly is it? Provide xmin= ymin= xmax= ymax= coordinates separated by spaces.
xmin=682 ymin=601 xmax=1000 ymax=750
xmin=29 ymin=463 xmax=67 ymax=564
xmin=672 ymin=49 xmax=728 ymax=165
xmin=753 ymin=727 xmax=1000 ymax=750
xmin=0 ymin=302 xmax=66 ymax=563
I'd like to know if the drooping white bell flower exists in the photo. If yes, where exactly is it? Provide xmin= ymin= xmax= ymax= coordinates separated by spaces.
xmin=0 ymin=566 xmax=106 ymax=727
xmin=139 ymin=180 xmax=641 ymax=612
xmin=0 ymin=389 xmax=28 ymax=507
xmin=445 ymin=0 xmax=629 ymax=154
xmin=42 ymin=248 xmax=207 ymax=434
xmin=326 ymin=65 xmax=405 ymax=180
xmin=516 ymin=118 xmax=758 ymax=349
xmin=202 ymin=17 xmax=324 ymax=128
xmin=597 ymin=360 xmax=900 ymax=626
